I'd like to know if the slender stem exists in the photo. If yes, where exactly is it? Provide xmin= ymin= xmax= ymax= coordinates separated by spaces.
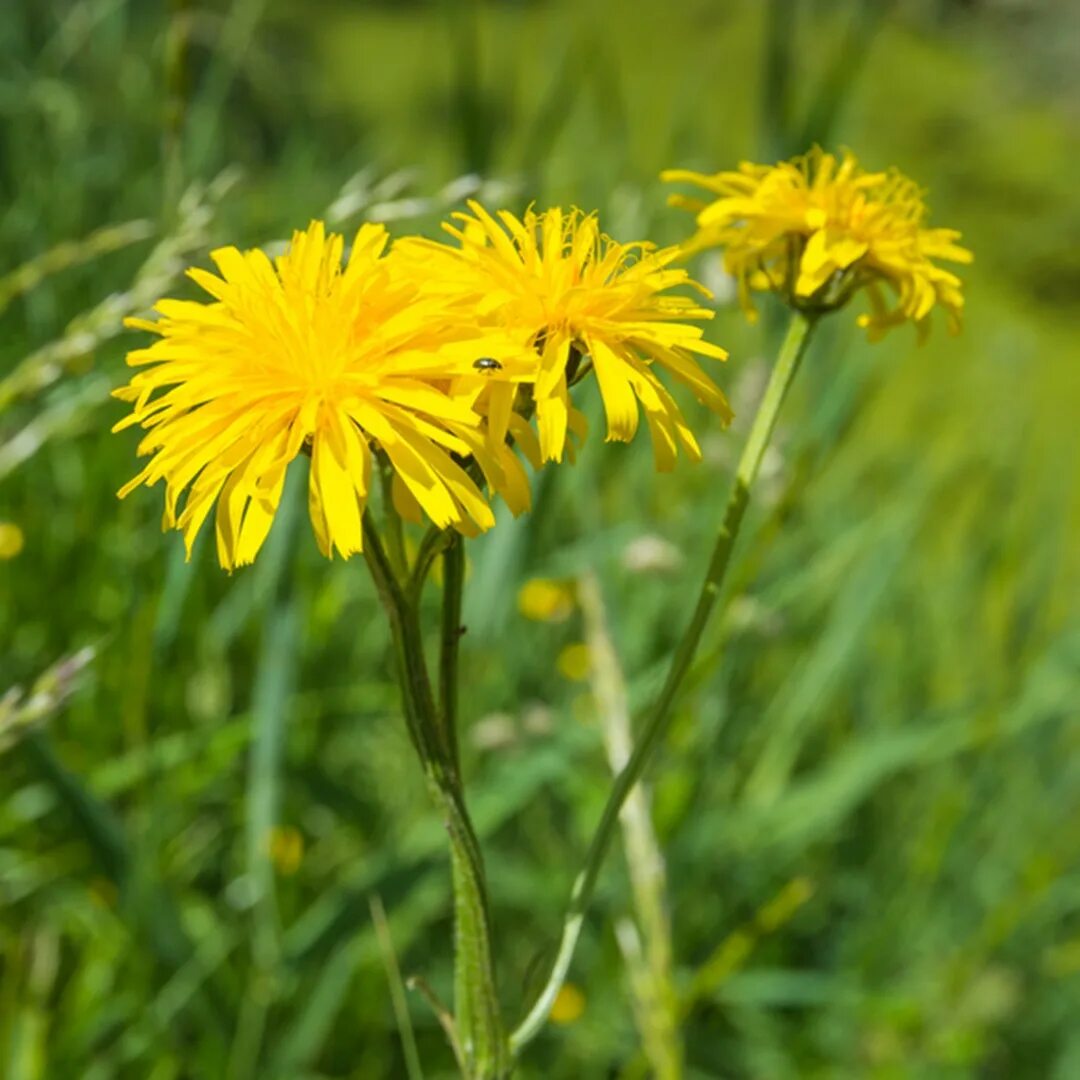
xmin=362 ymin=513 xmax=509 ymax=1079
xmin=378 ymin=452 xmax=409 ymax=582
xmin=362 ymin=517 xmax=430 ymax=762
xmin=410 ymin=525 xmax=452 ymax=604
xmin=509 ymin=310 xmax=819 ymax=1055
xmin=435 ymin=532 xmax=486 ymax=1068
xmin=439 ymin=534 xmax=466 ymax=779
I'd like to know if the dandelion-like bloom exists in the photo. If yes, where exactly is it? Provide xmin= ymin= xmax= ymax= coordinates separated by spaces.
xmin=114 ymin=222 xmax=530 ymax=570
xmin=401 ymin=202 xmax=732 ymax=467
xmin=663 ymin=148 xmax=972 ymax=341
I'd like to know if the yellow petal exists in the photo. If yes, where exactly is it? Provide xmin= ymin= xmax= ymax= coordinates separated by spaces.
xmin=310 ymin=409 xmax=365 ymax=558
xmin=587 ymin=336 xmax=639 ymax=443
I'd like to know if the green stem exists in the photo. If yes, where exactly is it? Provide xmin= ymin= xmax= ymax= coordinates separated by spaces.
xmin=509 ymin=310 xmax=819 ymax=1055
xmin=439 ymin=534 xmax=466 ymax=779
xmin=410 ymin=525 xmax=452 ymax=603
xmin=378 ymin=453 xmax=409 ymax=582
xmin=362 ymin=514 xmax=509 ymax=1079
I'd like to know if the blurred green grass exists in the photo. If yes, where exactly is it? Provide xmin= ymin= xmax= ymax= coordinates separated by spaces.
xmin=2 ymin=1 xmax=1079 ymax=1077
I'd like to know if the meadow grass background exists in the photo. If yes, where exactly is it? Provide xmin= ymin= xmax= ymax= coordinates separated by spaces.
xmin=2 ymin=1 xmax=1079 ymax=1077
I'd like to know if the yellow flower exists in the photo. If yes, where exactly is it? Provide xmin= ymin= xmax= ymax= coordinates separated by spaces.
xmin=549 ymin=983 xmax=586 ymax=1024
xmin=0 ymin=523 xmax=24 ymax=560
xmin=267 ymin=825 xmax=304 ymax=876
xmin=517 ymin=577 xmax=575 ymax=622
xmin=663 ymin=147 xmax=972 ymax=341
xmin=556 ymin=642 xmax=592 ymax=682
xmin=115 ymin=221 xmax=531 ymax=570
xmin=400 ymin=202 xmax=732 ymax=467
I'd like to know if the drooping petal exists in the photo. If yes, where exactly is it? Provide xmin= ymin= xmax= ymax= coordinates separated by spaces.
xmin=310 ymin=408 xmax=366 ymax=559
xmin=587 ymin=336 xmax=640 ymax=443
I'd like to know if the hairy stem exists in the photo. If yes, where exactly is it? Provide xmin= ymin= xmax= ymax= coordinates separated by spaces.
xmin=362 ymin=514 xmax=509 ymax=1078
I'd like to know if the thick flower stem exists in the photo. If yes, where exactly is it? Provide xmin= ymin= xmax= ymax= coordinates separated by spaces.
xmin=509 ymin=309 xmax=819 ymax=1055
xmin=362 ymin=515 xmax=509 ymax=1080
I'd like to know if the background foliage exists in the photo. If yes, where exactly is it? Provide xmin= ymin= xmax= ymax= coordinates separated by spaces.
xmin=2 ymin=1 xmax=1078 ymax=1077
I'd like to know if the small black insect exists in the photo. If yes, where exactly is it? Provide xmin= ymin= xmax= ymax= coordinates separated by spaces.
xmin=473 ymin=357 xmax=503 ymax=372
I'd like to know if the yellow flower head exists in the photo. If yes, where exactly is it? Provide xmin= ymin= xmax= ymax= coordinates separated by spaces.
xmin=663 ymin=148 xmax=972 ymax=341
xmin=517 ymin=577 xmax=575 ymax=622
xmin=556 ymin=642 xmax=592 ymax=682
xmin=267 ymin=825 xmax=304 ymax=876
xmin=400 ymin=202 xmax=732 ymax=468
xmin=0 ymin=522 xmax=24 ymax=560
xmin=114 ymin=221 xmax=530 ymax=570
xmin=549 ymin=983 xmax=587 ymax=1024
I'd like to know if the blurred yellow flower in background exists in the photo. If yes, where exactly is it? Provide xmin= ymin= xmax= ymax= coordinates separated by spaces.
xmin=0 ymin=523 xmax=24 ymax=560
xmin=401 ymin=202 xmax=732 ymax=468
xmin=556 ymin=642 xmax=592 ymax=682
xmin=114 ymin=222 xmax=532 ymax=570
xmin=267 ymin=825 xmax=304 ymax=876
xmin=663 ymin=147 xmax=972 ymax=341
xmin=549 ymin=983 xmax=587 ymax=1025
xmin=517 ymin=577 xmax=576 ymax=622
